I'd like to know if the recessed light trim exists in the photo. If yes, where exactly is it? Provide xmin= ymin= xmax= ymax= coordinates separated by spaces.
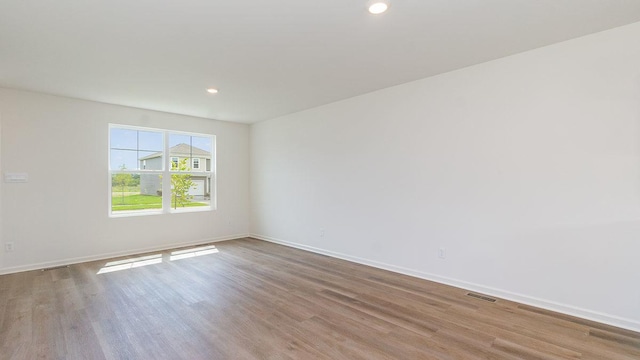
xmin=368 ymin=0 xmax=389 ymax=14
xmin=207 ymin=88 xmax=219 ymax=94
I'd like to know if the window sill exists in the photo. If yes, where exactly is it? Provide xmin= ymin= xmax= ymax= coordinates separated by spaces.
xmin=109 ymin=210 xmax=164 ymax=218
xmin=169 ymin=206 xmax=214 ymax=214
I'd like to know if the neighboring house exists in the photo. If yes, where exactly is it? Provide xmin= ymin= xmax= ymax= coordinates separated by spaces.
xmin=139 ymin=143 xmax=212 ymax=200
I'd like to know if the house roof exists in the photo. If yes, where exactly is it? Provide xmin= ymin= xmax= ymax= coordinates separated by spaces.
xmin=140 ymin=143 xmax=210 ymax=161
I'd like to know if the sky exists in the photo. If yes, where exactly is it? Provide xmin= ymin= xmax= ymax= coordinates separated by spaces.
xmin=110 ymin=127 xmax=213 ymax=170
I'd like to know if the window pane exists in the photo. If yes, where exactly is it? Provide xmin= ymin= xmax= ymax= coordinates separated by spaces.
xmin=138 ymin=131 xmax=163 ymax=152
xmin=110 ymin=128 xmax=137 ymax=150
xmin=169 ymin=133 xmax=190 ymax=147
xmin=192 ymin=136 xmax=212 ymax=154
xmin=110 ymin=149 xmax=139 ymax=170
xmin=169 ymin=134 xmax=212 ymax=172
xmin=111 ymin=173 xmax=162 ymax=213
xmin=170 ymin=173 xmax=211 ymax=210
xmin=139 ymin=151 xmax=163 ymax=170
xmin=110 ymin=128 xmax=163 ymax=170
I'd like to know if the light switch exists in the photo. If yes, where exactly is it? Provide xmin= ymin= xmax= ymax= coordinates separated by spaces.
xmin=4 ymin=173 xmax=28 ymax=183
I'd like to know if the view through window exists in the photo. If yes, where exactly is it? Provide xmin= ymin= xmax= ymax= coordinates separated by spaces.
xmin=109 ymin=125 xmax=215 ymax=216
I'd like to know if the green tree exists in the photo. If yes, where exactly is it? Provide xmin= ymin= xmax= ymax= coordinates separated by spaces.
xmin=130 ymin=174 xmax=141 ymax=186
xmin=171 ymin=158 xmax=196 ymax=208
xmin=113 ymin=164 xmax=133 ymax=205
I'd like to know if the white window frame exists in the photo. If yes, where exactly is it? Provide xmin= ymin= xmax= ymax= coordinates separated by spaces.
xmin=192 ymin=158 xmax=200 ymax=169
xmin=109 ymin=124 xmax=216 ymax=217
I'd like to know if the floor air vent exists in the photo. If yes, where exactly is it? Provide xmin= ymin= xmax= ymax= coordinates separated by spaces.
xmin=41 ymin=265 xmax=69 ymax=271
xmin=466 ymin=292 xmax=497 ymax=302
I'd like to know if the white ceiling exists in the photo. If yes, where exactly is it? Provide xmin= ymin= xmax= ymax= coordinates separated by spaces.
xmin=1 ymin=1 xmax=640 ymax=124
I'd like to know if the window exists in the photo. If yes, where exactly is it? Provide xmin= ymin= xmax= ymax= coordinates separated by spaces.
xmin=109 ymin=124 xmax=215 ymax=216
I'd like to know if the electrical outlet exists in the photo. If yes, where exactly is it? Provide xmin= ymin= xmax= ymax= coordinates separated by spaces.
xmin=320 ymin=229 xmax=325 ymax=238
xmin=5 ymin=242 xmax=14 ymax=252
xmin=438 ymin=247 xmax=446 ymax=259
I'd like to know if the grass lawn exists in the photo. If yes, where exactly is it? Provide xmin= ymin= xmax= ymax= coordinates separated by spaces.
xmin=111 ymin=194 xmax=207 ymax=211
xmin=112 ymin=185 xmax=141 ymax=193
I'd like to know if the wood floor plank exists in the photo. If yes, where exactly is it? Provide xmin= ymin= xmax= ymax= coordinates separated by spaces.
xmin=0 ymin=237 xmax=638 ymax=359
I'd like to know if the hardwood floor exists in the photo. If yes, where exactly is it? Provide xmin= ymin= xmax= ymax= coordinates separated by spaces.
xmin=0 ymin=238 xmax=638 ymax=359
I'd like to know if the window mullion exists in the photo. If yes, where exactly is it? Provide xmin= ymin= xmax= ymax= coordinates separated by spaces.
xmin=162 ymin=132 xmax=171 ymax=212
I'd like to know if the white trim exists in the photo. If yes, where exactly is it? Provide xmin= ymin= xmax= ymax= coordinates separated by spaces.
xmin=0 ymin=111 xmax=3 ymax=269
xmin=109 ymin=209 xmax=164 ymax=218
xmin=251 ymin=233 xmax=640 ymax=333
xmin=169 ymin=206 xmax=212 ymax=214
xmin=0 ymin=234 xmax=250 ymax=276
xmin=164 ymin=134 xmax=172 ymax=210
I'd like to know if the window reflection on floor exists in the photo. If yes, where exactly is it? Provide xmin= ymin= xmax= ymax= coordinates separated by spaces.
xmin=170 ymin=245 xmax=219 ymax=261
xmin=97 ymin=254 xmax=163 ymax=274
xmin=96 ymin=245 xmax=220 ymax=274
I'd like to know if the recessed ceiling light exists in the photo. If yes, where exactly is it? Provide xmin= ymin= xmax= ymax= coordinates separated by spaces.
xmin=207 ymin=88 xmax=219 ymax=94
xmin=368 ymin=0 xmax=389 ymax=14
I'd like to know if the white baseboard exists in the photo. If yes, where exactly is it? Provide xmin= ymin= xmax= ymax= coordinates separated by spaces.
xmin=251 ymin=233 xmax=640 ymax=333
xmin=0 ymin=233 xmax=249 ymax=275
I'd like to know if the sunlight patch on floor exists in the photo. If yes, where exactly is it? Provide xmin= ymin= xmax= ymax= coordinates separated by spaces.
xmin=97 ymin=254 xmax=163 ymax=274
xmin=170 ymin=245 xmax=219 ymax=261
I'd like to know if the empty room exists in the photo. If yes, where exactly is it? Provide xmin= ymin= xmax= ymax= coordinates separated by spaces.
xmin=1 ymin=1 xmax=639 ymax=359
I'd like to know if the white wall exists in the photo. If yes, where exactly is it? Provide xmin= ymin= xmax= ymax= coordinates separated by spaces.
xmin=0 ymin=89 xmax=250 ymax=273
xmin=250 ymin=22 xmax=640 ymax=331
